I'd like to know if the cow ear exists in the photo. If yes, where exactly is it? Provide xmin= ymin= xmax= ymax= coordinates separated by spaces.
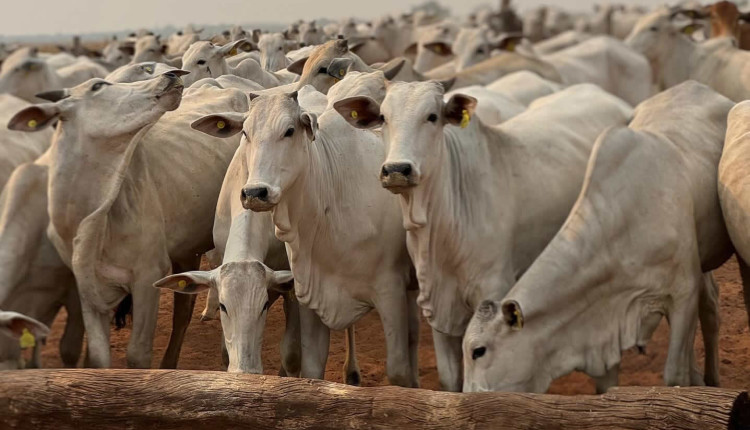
xmin=443 ymin=93 xmax=477 ymax=127
xmin=333 ymin=96 xmax=383 ymax=129
xmin=153 ymin=271 xmax=215 ymax=294
xmin=422 ymin=42 xmax=453 ymax=56
xmin=495 ymin=34 xmax=524 ymax=52
xmin=287 ymin=56 xmax=309 ymax=75
xmin=300 ymin=111 xmax=318 ymax=140
xmin=438 ymin=77 xmax=456 ymax=93
xmin=500 ymin=300 xmax=524 ymax=330
xmin=191 ymin=112 xmax=246 ymax=138
xmin=269 ymin=270 xmax=294 ymax=293
xmin=378 ymin=57 xmax=405 ymax=81
xmin=221 ymin=39 xmax=252 ymax=57
xmin=7 ymin=104 xmax=61 ymax=132
xmin=327 ymin=57 xmax=353 ymax=80
xmin=404 ymin=43 xmax=418 ymax=57
xmin=0 ymin=311 xmax=50 ymax=340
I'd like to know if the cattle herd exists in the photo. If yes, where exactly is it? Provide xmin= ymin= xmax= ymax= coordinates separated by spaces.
xmin=1 ymin=0 xmax=750 ymax=398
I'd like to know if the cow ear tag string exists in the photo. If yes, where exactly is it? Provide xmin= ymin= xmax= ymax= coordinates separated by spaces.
xmin=19 ymin=328 xmax=36 ymax=349
xmin=461 ymin=109 xmax=471 ymax=129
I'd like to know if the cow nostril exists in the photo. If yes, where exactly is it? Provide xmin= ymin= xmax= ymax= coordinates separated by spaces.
xmin=381 ymin=166 xmax=389 ymax=177
xmin=256 ymin=188 xmax=268 ymax=199
xmin=243 ymin=187 xmax=269 ymax=201
xmin=401 ymin=165 xmax=412 ymax=176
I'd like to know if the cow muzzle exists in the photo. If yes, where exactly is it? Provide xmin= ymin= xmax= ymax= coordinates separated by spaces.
xmin=240 ymin=184 xmax=279 ymax=212
xmin=380 ymin=162 xmax=419 ymax=193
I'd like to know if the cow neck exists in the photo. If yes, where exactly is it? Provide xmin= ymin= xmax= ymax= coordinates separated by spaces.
xmin=661 ymin=36 xmax=698 ymax=90
xmin=403 ymin=121 xmax=517 ymax=336
xmin=48 ymin=122 xmax=154 ymax=292
xmin=271 ymin=125 xmax=351 ymax=301
xmin=503 ymin=180 xmax=639 ymax=382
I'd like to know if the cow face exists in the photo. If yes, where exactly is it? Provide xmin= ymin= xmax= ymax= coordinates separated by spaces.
xmin=333 ymin=81 xmax=476 ymax=194
xmin=181 ymin=40 xmax=249 ymax=86
xmin=155 ymin=261 xmax=293 ymax=374
xmin=625 ymin=8 xmax=701 ymax=69
xmin=8 ymin=72 xmax=184 ymax=140
xmin=258 ymin=33 xmax=289 ymax=72
xmin=290 ymin=39 xmax=355 ymax=94
xmin=462 ymin=300 xmax=546 ymax=393
xmin=131 ymin=35 xmax=168 ymax=63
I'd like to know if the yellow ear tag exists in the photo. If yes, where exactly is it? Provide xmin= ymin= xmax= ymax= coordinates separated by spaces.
xmin=460 ymin=109 xmax=470 ymax=129
xmin=513 ymin=309 xmax=523 ymax=329
xmin=19 ymin=328 xmax=35 ymax=349
xmin=339 ymin=69 xmax=345 ymax=77
xmin=27 ymin=119 xmax=37 ymax=129
xmin=506 ymin=40 xmax=517 ymax=52
xmin=230 ymin=48 xmax=238 ymax=56
xmin=683 ymin=25 xmax=696 ymax=36
xmin=145 ymin=66 xmax=153 ymax=73
xmin=178 ymin=280 xmax=187 ymax=289
xmin=351 ymin=110 xmax=358 ymax=119
xmin=217 ymin=121 xmax=226 ymax=130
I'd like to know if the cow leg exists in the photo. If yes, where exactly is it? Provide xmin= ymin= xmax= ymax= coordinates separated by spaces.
xmin=80 ymin=300 xmax=112 ymax=368
xmin=160 ymin=259 xmax=199 ymax=369
xmin=664 ymin=272 xmax=700 ymax=387
xmin=127 ymin=281 xmax=161 ymax=368
xmin=343 ymin=326 xmax=361 ymax=385
xmin=60 ymin=288 xmax=84 ymax=368
xmin=299 ymin=304 xmax=329 ymax=380
xmin=594 ymin=362 xmax=620 ymax=394
xmin=377 ymin=289 xmax=414 ymax=388
xmin=406 ymin=289 xmax=420 ymax=387
xmin=200 ymin=288 xmax=220 ymax=322
xmin=738 ymin=257 xmax=750 ymax=331
xmin=280 ymin=292 xmax=302 ymax=378
xmin=432 ymin=329 xmax=463 ymax=392
xmin=698 ymin=272 xmax=720 ymax=387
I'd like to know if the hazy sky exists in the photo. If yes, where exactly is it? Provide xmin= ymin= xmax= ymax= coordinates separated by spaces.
xmin=1 ymin=0 xmax=664 ymax=37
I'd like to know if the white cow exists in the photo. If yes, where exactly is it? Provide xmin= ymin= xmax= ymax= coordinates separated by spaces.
xmin=486 ymin=70 xmax=563 ymax=106
xmin=626 ymin=7 xmax=750 ymax=101
xmin=719 ymin=101 xmax=750 ymax=327
xmin=191 ymin=89 xmax=421 ymax=388
xmin=333 ymin=83 xmax=631 ymax=391
xmin=464 ymin=81 xmax=733 ymax=393
xmin=258 ymin=33 xmax=292 ymax=72
xmin=8 ymin=72 xmax=247 ymax=369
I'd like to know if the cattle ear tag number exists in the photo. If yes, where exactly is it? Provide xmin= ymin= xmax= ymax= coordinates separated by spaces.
xmin=19 ymin=328 xmax=35 ymax=349
xmin=27 ymin=119 xmax=38 ymax=129
xmin=178 ymin=280 xmax=187 ymax=289
xmin=351 ymin=110 xmax=358 ymax=119
xmin=217 ymin=121 xmax=226 ymax=130
xmin=460 ymin=109 xmax=470 ymax=129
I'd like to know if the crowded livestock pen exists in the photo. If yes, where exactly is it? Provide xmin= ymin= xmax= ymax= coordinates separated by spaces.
xmin=1 ymin=0 xmax=750 ymax=428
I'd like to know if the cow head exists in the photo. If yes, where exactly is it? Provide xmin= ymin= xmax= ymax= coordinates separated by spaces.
xmin=258 ymin=33 xmax=290 ymax=72
xmin=625 ymin=7 xmax=703 ymax=68
xmin=191 ymin=92 xmax=317 ymax=212
xmin=462 ymin=299 xmax=546 ymax=393
xmin=8 ymin=71 xmax=185 ymax=140
xmin=181 ymin=40 xmax=250 ymax=86
xmin=155 ymin=261 xmax=293 ymax=374
xmin=333 ymin=80 xmax=475 ymax=194
xmin=0 ymin=51 xmax=59 ymax=103
xmin=131 ymin=35 xmax=168 ymax=63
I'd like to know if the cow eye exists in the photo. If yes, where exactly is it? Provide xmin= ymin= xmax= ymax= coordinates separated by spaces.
xmin=91 ymin=82 xmax=109 ymax=92
xmin=219 ymin=303 xmax=228 ymax=313
xmin=284 ymin=127 xmax=295 ymax=137
xmin=318 ymin=67 xmax=327 ymax=74
xmin=472 ymin=346 xmax=486 ymax=360
xmin=197 ymin=59 xmax=206 ymax=65
xmin=476 ymin=48 xmax=484 ymax=54
xmin=427 ymin=113 xmax=438 ymax=123
xmin=379 ymin=114 xmax=386 ymax=124
xmin=241 ymin=130 xmax=248 ymax=140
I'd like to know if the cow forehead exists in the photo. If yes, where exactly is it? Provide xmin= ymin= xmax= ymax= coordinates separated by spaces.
xmin=247 ymin=94 xmax=300 ymax=129
xmin=219 ymin=261 xmax=267 ymax=286
xmin=302 ymin=40 xmax=348 ymax=73
xmin=184 ymin=41 xmax=216 ymax=58
xmin=383 ymin=82 xmax=443 ymax=115
xmin=327 ymin=71 xmax=385 ymax=101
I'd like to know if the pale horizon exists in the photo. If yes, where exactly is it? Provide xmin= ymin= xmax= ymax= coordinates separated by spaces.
xmin=1 ymin=0 xmax=678 ymax=39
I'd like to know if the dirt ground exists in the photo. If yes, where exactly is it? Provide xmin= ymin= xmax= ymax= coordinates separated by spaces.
xmin=40 ymin=257 xmax=750 ymax=394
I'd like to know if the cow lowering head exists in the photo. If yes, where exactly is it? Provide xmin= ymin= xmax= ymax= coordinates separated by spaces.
xmin=155 ymin=261 xmax=293 ymax=374
xmin=191 ymin=91 xmax=317 ymax=212
xmin=333 ymin=80 xmax=475 ymax=194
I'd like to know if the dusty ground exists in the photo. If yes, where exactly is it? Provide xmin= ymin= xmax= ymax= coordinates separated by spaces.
xmin=40 ymin=258 xmax=750 ymax=394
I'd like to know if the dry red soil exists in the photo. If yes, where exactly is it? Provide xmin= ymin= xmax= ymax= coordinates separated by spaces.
xmin=41 ymin=258 xmax=750 ymax=394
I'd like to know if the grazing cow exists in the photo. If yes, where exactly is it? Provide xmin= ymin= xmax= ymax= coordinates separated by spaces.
xmin=719 ymin=100 xmax=750 ymax=329
xmin=192 ymin=89 xmax=421 ymax=388
xmin=333 ymin=83 xmax=631 ymax=391
xmin=486 ymin=70 xmax=562 ymax=106
xmin=464 ymin=81 xmax=732 ymax=393
xmin=7 ymin=73 xmax=247 ymax=369
xmin=626 ymin=7 xmax=750 ymax=101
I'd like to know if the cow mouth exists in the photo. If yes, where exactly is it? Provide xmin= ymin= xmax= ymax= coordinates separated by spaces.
xmin=243 ymin=198 xmax=277 ymax=212
xmin=380 ymin=174 xmax=417 ymax=194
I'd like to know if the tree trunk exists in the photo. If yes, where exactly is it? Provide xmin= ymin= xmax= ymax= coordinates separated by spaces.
xmin=0 ymin=369 xmax=747 ymax=430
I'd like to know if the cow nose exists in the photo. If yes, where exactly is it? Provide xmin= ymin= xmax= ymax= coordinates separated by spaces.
xmin=381 ymin=163 xmax=412 ymax=178
xmin=241 ymin=186 xmax=269 ymax=201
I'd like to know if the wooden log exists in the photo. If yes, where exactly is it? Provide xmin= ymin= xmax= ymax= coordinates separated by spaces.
xmin=0 ymin=369 xmax=747 ymax=430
